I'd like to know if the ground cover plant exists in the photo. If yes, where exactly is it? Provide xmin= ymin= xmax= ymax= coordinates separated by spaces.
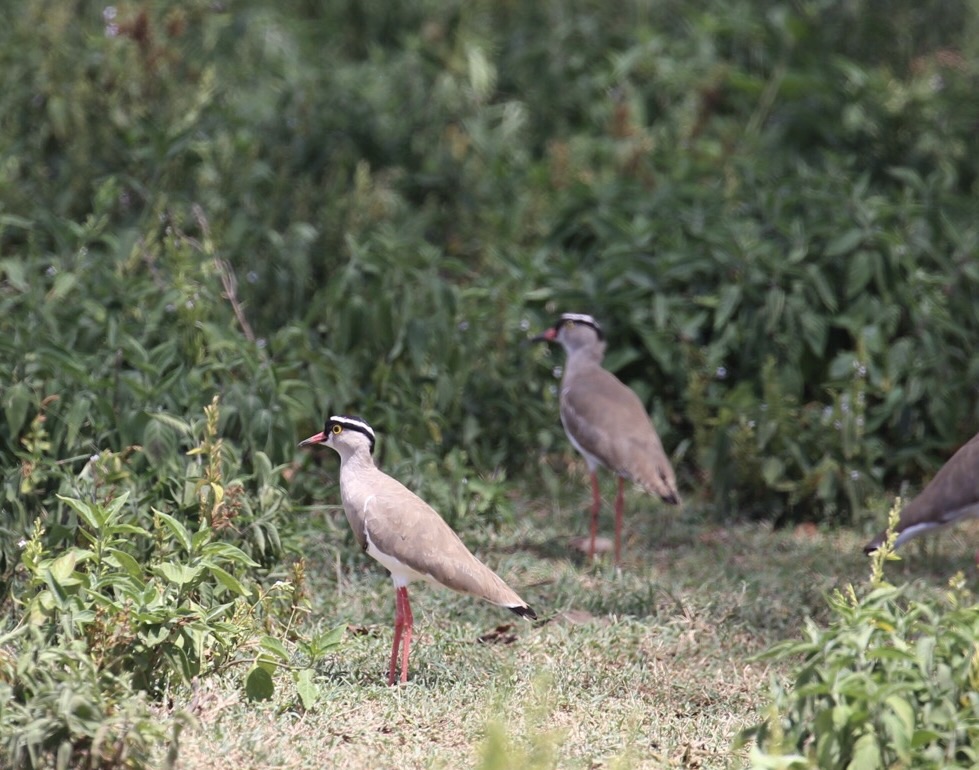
xmin=1 ymin=0 xmax=979 ymax=767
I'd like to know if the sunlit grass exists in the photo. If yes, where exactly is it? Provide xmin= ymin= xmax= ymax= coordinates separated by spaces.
xmin=165 ymin=491 xmax=979 ymax=769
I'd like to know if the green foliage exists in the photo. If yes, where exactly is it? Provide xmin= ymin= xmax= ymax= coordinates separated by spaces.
xmin=0 ymin=400 xmax=341 ymax=768
xmin=0 ymin=623 xmax=182 ymax=770
xmin=740 ymin=520 xmax=979 ymax=768
xmin=1 ymin=2 xmax=979 ymax=759
xmin=3 ymin=0 xmax=979 ymax=525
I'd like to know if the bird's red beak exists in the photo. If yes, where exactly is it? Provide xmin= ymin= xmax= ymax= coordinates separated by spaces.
xmin=298 ymin=431 xmax=327 ymax=448
xmin=532 ymin=327 xmax=557 ymax=342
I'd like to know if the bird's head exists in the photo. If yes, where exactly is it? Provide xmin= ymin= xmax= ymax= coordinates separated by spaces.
xmin=532 ymin=312 xmax=605 ymax=353
xmin=299 ymin=414 xmax=376 ymax=458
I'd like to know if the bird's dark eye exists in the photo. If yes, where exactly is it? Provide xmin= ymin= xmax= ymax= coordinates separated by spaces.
xmin=332 ymin=424 xmax=343 ymax=435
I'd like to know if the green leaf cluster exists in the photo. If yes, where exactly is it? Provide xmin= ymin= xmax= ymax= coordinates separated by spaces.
xmin=742 ymin=559 xmax=979 ymax=768
xmin=0 ymin=401 xmax=341 ymax=767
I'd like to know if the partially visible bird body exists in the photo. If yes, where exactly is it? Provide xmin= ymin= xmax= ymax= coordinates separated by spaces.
xmin=865 ymin=430 xmax=979 ymax=554
xmin=534 ymin=313 xmax=680 ymax=564
xmin=337 ymin=450 xmax=533 ymax=609
xmin=560 ymin=355 xmax=680 ymax=505
xmin=299 ymin=415 xmax=535 ymax=685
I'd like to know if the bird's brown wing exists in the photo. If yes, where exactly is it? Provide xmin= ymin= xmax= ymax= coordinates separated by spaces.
xmin=561 ymin=366 xmax=680 ymax=504
xmin=362 ymin=475 xmax=534 ymax=614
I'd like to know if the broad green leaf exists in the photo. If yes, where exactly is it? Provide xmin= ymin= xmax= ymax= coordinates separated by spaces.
xmin=847 ymin=729 xmax=881 ymax=770
xmin=253 ymin=450 xmax=273 ymax=483
xmin=206 ymin=564 xmax=250 ymax=596
xmin=48 ymin=550 xmax=82 ymax=584
xmin=295 ymin=668 xmax=319 ymax=710
xmin=825 ymin=227 xmax=863 ymax=258
xmin=106 ymin=523 xmax=151 ymax=537
xmin=58 ymin=495 xmax=100 ymax=530
xmin=714 ymin=284 xmax=742 ymax=330
xmin=805 ymin=264 xmax=837 ymax=312
xmin=201 ymin=541 xmax=259 ymax=567
xmin=63 ymin=394 xmax=92 ymax=448
xmin=153 ymin=509 xmax=193 ymax=552
xmin=310 ymin=624 xmax=346 ymax=658
xmin=140 ymin=624 xmax=170 ymax=646
xmin=103 ymin=491 xmax=131 ymax=523
xmin=153 ymin=562 xmax=204 ymax=586
xmin=48 ymin=271 xmax=78 ymax=300
xmin=846 ymin=251 xmax=875 ymax=298
xmin=147 ymin=411 xmax=194 ymax=435
xmin=4 ymin=382 xmax=31 ymax=437
xmin=883 ymin=695 xmax=914 ymax=759
xmin=259 ymin=635 xmax=291 ymax=662
xmin=245 ymin=665 xmax=275 ymax=701
xmin=106 ymin=548 xmax=144 ymax=580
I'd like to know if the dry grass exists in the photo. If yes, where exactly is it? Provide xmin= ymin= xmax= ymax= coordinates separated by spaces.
xmin=165 ymin=485 xmax=979 ymax=770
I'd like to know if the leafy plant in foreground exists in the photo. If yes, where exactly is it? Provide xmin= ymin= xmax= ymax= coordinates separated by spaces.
xmin=0 ymin=399 xmax=343 ymax=768
xmin=740 ymin=505 xmax=979 ymax=768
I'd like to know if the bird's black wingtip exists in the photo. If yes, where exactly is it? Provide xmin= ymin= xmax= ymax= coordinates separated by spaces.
xmin=510 ymin=604 xmax=537 ymax=621
xmin=862 ymin=544 xmax=878 ymax=556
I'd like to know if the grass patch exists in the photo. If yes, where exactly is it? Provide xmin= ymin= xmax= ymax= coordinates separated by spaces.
xmin=160 ymin=482 xmax=979 ymax=769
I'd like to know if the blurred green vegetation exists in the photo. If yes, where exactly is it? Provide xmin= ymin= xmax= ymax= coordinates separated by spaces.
xmin=4 ymin=0 xmax=978 ymax=533
xmin=0 ymin=0 xmax=978 ymax=763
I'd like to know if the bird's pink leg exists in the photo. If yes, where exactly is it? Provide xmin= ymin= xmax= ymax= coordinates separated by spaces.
xmin=387 ymin=586 xmax=405 ymax=686
xmin=614 ymin=476 xmax=625 ymax=566
xmin=589 ymin=471 xmax=601 ymax=560
xmin=398 ymin=586 xmax=413 ymax=684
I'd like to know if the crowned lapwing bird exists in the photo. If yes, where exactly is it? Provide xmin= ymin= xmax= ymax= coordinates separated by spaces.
xmin=864 ymin=430 xmax=979 ymax=554
xmin=533 ymin=313 xmax=680 ymax=565
xmin=299 ymin=415 xmax=536 ymax=685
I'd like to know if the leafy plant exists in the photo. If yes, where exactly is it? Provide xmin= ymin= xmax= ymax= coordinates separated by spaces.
xmin=0 ymin=399 xmax=342 ymax=767
xmin=740 ymin=506 xmax=979 ymax=768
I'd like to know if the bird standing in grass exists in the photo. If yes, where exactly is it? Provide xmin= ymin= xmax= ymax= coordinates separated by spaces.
xmin=864 ymin=429 xmax=979 ymax=554
xmin=299 ymin=415 xmax=536 ymax=685
xmin=533 ymin=313 xmax=680 ymax=565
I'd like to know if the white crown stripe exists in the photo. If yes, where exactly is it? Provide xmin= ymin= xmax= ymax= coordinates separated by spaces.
xmin=328 ymin=415 xmax=376 ymax=439
xmin=559 ymin=313 xmax=602 ymax=331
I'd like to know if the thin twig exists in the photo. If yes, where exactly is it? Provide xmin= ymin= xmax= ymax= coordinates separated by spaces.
xmin=190 ymin=204 xmax=258 ymax=345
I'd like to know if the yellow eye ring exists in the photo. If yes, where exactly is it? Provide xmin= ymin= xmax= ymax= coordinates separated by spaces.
xmin=331 ymin=424 xmax=342 ymax=435
xmin=563 ymin=320 xmax=575 ymax=329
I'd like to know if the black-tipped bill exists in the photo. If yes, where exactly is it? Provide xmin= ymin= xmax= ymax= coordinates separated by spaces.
xmin=298 ymin=430 xmax=327 ymax=448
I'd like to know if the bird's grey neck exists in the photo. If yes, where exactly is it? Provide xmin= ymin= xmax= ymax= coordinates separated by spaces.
xmin=565 ymin=341 xmax=606 ymax=367
xmin=337 ymin=447 xmax=376 ymax=473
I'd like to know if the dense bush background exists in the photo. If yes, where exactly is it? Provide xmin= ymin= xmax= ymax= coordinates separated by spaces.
xmin=4 ymin=0 xmax=978 ymax=534
xmin=1 ymin=1 xmax=978 ymax=760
